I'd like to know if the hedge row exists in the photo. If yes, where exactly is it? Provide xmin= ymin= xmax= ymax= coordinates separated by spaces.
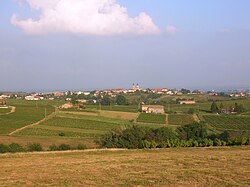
xmin=0 ymin=143 xmax=87 ymax=154
xmin=99 ymin=124 xmax=250 ymax=149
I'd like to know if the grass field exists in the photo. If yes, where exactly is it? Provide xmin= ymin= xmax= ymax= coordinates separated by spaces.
xmin=0 ymin=100 xmax=58 ymax=135
xmin=0 ymin=108 xmax=10 ymax=114
xmin=137 ymin=113 xmax=166 ymax=124
xmin=168 ymin=114 xmax=195 ymax=126
xmin=0 ymin=147 xmax=249 ymax=186
xmin=14 ymin=116 xmax=123 ymax=139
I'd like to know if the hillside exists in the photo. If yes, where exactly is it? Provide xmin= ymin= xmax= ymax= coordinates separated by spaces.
xmin=0 ymin=147 xmax=249 ymax=186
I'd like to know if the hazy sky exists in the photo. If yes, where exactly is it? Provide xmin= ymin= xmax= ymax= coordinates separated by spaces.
xmin=1 ymin=0 xmax=250 ymax=91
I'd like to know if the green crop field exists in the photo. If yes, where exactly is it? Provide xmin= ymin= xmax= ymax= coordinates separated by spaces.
xmin=14 ymin=116 xmax=125 ymax=139
xmin=168 ymin=114 xmax=195 ymax=126
xmin=203 ymin=115 xmax=250 ymax=130
xmin=0 ymin=108 xmax=10 ymax=114
xmin=0 ymin=99 xmax=59 ymax=134
xmin=166 ymin=98 xmax=250 ymax=113
xmin=0 ymin=147 xmax=249 ymax=186
xmin=136 ymin=113 xmax=166 ymax=124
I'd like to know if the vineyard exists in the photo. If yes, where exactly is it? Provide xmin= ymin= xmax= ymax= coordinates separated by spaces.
xmin=203 ymin=115 xmax=250 ymax=130
xmin=136 ymin=113 xmax=166 ymax=124
xmin=168 ymin=114 xmax=195 ymax=126
xmin=14 ymin=116 xmax=124 ymax=139
xmin=0 ymin=100 xmax=57 ymax=134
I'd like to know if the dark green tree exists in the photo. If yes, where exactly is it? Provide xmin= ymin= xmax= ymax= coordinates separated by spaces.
xmin=211 ymin=102 xmax=219 ymax=113
xmin=101 ymin=96 xmax=111 ymax=105
xmin=116 ymin=95 xmax=127 ymax=105
xmin=177 ymin=122 xmax=208 ymax=140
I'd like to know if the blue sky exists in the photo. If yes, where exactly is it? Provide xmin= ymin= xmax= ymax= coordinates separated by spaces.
xmin=0 ymin=0 xmax=250 ymax=91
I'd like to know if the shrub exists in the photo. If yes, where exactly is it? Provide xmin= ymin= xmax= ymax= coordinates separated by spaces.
xmin=77 ymin=144 xmax=87 ymax=150
xmin=213 ymin=138 xmax=222 ymax=146
xmin=177 ymin=122 xmax=208 ymax=140
xmin=27 ymin=143 xmax=43 ymax=152
xmin=49 ymin=144 xmax=59 ymax=151
xmin=240 ymin=137 xmax=248 ymax=145
xmin=8 ymin=143 xmax=24 ymax=153
xmin=150 ymin=141 xmax=157 ymax=148
xmin=58 ymin=144 xmax=71 ymax=151
xmin=0 ymin=144 xmax=9 ymax=153
xmin=58 ymin=132 xmax=66 ymax=136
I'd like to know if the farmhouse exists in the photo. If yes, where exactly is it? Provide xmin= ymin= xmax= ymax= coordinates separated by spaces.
xmin=142 ymin=105 xmax=165 ymax=114
xmin=179 ymin=101 xmax=196 ymax=105
xmin=25 ymin=95 xmax=43 ymax=101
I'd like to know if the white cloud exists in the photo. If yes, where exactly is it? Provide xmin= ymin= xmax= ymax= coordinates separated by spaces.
xmin=11 ymin=0 xmax=160 ymax=35
xmin=165 ymin=25 xmax=178 ymax=35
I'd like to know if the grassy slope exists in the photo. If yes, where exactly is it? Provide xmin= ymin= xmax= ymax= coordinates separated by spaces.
xmin=137 ymin=113 xmax=166 ymax=124
xmin=168 ymin=114 xmax=195 ymax=126
xmin=0 ymin=147 xmax=249 ymax=186
xmin=0 ymin=100 xmax=57 ymax=134
xmin=0 ymin=108 xmax=11 ymax=114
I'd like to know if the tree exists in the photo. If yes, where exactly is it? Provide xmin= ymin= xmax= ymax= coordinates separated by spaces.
xmin=234 ymin=103 xmax=246 ymax=113
xmin=177 ymin=122 xmax=208 ymax=140
xmin=211 ymin=102 xmax=219 ymax=113
xmin=101 ymin=96 xmax=111 ymax=105
xmin=116 ymin=95 xmax=127 ymax=105
xmin=181 ymin=88 xmax=191 ymax=94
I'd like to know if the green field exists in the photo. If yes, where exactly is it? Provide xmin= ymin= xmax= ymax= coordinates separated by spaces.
xmin=0 ymin=147 xmax=249 ymax=186
xmin=137 ymin=113 xmax=166 ymax=124
xmin=166 ymin=98 xmax=250 ymax=113
xmin=2 ymin=99 xmax=250 ymax=149
xmin=203 ymin=115 xmax=250 ymax=130
xmin=0 ymin=108 xmax=10 ymax=114
xmin=0 ymin=99 xmax=59 ymax=134
xmin=14 ymin=116 xmax=124 ymax=139
xmin=168 ymin=114 xmax=195 ymax=126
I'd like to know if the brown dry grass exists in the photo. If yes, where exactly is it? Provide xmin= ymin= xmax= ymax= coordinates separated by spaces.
xmin=0 ymin=147 xmax=249 ymax=186
xmin=0 ymin=135 xmax=97 ymax=149
xmin=99 ymin=110 xmax=138 ymax=120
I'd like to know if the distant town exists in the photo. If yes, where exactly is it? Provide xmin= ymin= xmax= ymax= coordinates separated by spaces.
xmin=1 ymin=84 xmax=250 ymax=102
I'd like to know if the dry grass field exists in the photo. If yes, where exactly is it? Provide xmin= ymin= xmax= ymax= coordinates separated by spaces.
xmin=0 ymin=147 xmax=249 ymax=186
xmin=99 ymin=110 xmax=138 ymax=120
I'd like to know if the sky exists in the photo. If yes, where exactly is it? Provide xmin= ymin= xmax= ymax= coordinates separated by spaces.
xmin=0 ymin=0 xmax=250 ymax=92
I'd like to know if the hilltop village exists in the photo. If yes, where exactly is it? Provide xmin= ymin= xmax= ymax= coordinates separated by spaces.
xmin=1 ymin=84 xmax=250 ymax=106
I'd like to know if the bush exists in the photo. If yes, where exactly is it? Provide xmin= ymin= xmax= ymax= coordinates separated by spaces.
xmin=58 ymin=132 xmax=66 ymax=136
xmin=49 ymin=144 xmax=59 ymax=151
xmin=0 ymin=144 xmax=9 ymax=153
xmin=177 ymin=122 xmax=208 ymax=140
xmin=8 ymin=143 xmax=24 ymax=153
xmin=77 ymin=144 xmax=87 ymax=150
xmin=213 ymin=138 xmax=222 ymax=146
xmin=27 ymin=143 xmax=43 ymax=152
xmin=58 ymin=144 xmax=71 ymax=151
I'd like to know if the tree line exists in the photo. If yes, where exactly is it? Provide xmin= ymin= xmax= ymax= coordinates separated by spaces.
xmin=98 ymin=123 xmax=250 ymax=149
